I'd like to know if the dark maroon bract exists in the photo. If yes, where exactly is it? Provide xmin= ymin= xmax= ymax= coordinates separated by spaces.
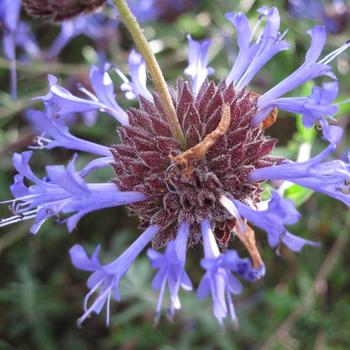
xmin=112 ymin=80 xmax=280 ymax=248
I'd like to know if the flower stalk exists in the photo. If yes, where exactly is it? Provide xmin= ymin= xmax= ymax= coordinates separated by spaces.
xmin=113 ymin=0 xmax=187 ymax=149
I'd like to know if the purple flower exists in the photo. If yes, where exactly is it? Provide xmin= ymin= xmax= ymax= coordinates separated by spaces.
xmin=127 ymin=0 xmax=159 ymax=22
xmin=1 ymin=2 xmax=113 ymax=99
xmin=225 ymin=7 xmax=290 ymax=89
xmin=197 ymin=220 xmax=242 ymax=325
xmin=255 ymin=25 xmax=334 ymax=122
xmin=250 ymin=137 xmax=350 ymax=207
xmin=184 ymin=35 xmax=214 ymax=96
xmin=0 ymin=0 xmax=21 ymax=98
xmin=0 ymin=0 xmax=21 ymax=60
xmin=39 ymin=69 xmax=128 ymax=124
xmin=288 ymin=0 xmax=350 ymax=34
xmin=221 ymin=193 xmax=320 ymax=252
xmin=147 ymin=221 xmax=192 ymax=320
xmin=117 ymin=50 xmax=152 ymax=101
xmin=2 ymin=5 xmax=350 ymax=328
xmin=0 ymin=152 xmax=146 ymax=233
xmin=127 ymin=0 xmax=197 ymax=22
xmin=46 ymin=14 xmax=118 ymax=60
xmin=197 ymin=220 xmax=263 ymax=325
xmin=266 ymin=81 xmax=338 ymax=128
xmin=70 ymin=225 xmax=160 ymax=325
xmin=226 ymin=8 xmax=345 ymax=133
xmin=255 ymin=79 xmax=340 ymax=142
xmin=27 ymin=109 xmax=111 ymax=156
xmin=222 ymin=250 xmax=266 ymax=282
xmin=14 ymin=21 xmax=41 ymax=59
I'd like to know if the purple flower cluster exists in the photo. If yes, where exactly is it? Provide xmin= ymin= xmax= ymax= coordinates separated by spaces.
xmin=1 ymin=6 xmax=350 ymax=326
xmin=0 ymin=0 xmax=196 ymax=99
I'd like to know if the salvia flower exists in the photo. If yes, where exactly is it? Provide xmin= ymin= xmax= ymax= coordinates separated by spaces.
xmin=147 ymin=221 xmax=192 ymax=321
xmin=39 ymin=67 xmax=128 ymax=124
xmin=117 ymin=49 xmax=152 ymax=101
xmin=197 ymin=219 xmax=264 ymax=326
xmin=125 ymin=0 xmax=197 ymax=22
xmin=0 ymin=0 xmax=150 ymax=99
xmin=185 ymin=35 xmax=214 ymax=96
xmin=268 ymin=80 xmax=339 ymax=130
xmin=44 ymin=14 xmax=119 ymax=60
xmin=70 ymin=225 xmax=159 ymax=326
xmin=227 ymin=192 xmax=320 ymax=251
xmin=0 ymin=152 xmax=145 ymax=233
xmin=288 ymin=0 xmax=350 ymax=34
xmin=27 ymin=109 xmax=112 ymax=156
xmin=0 ymin=0 xmax=21 ymax=98
xmin=250 ymin=134 xmax=350 ymax=208
xmin=2 ymin=6 xmax=350 ymax=326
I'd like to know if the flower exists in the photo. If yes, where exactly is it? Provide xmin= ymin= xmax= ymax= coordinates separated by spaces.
xmin=221 ymin=191 xmax=320 ymax=252
xmin=38 ymin=66 xmax=128 ymax=124
xmin=249 ymin=135 xmax=350 ymax=208
xmin=197 ymin=219 xmax=264 ymax=326
xmin=254 ymin=25 xmax=334 ymax=123
xmin=0 ymin=0 xmax=22 ymax=98
xmin=287 ymin=0 xmax=350 ymax=34
xmin=2 ymin=6 xmax=350 ymax=326
xmin=0 ymin=0 xmax=197 ymax=101
xmin=265 ymin=80 xmax=338 ymax=130
xmin=117 ymin=49 xmax=152 ymax=101
xmin=44 ymin=14 xmax=119 ymax=60
xmin=185 ymin=35 xmax=214 ymax=96
xmin=0 ymin=152 xmax=146 ymax=233
xmin=147 ymin=221 xmax=192 ymax=321
xmin=0 ymin=0 xmax=117 ymax=99
xmin=0 ymin=0 xmax=21 ymax=61
xmin=27 ymin=109 xmax=113 ymax=156
xmin=126 ymin=0 xmax=198 ymax=22
xmin=70 ymin=225 xmax=160 ymax=326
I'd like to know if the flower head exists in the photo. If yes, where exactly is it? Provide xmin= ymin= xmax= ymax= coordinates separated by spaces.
xmin=2 ymin=6 xmax=350 ymax=327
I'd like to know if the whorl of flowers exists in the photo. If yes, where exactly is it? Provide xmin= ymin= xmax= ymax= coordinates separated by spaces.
xmin=1 ymin=5 xmax=350 ymax=326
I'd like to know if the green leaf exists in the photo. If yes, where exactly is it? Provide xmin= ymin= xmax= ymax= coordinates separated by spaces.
xmin=285 ymin=184 xmax=313 ymax=207
xmin=261 ymin=183 xmax=272 ymax=201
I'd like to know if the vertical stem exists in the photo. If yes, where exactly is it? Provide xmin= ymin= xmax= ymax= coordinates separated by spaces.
xmin=113 ymin=0 xmax=187 ymax=149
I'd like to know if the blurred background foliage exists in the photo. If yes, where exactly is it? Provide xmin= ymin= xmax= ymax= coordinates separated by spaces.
xmin=0 ymin=0 xmax=350 ymax=349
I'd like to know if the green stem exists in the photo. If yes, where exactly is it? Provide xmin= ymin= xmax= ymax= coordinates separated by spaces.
xmin=113 ymin=0 xmax=186 ymax=149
